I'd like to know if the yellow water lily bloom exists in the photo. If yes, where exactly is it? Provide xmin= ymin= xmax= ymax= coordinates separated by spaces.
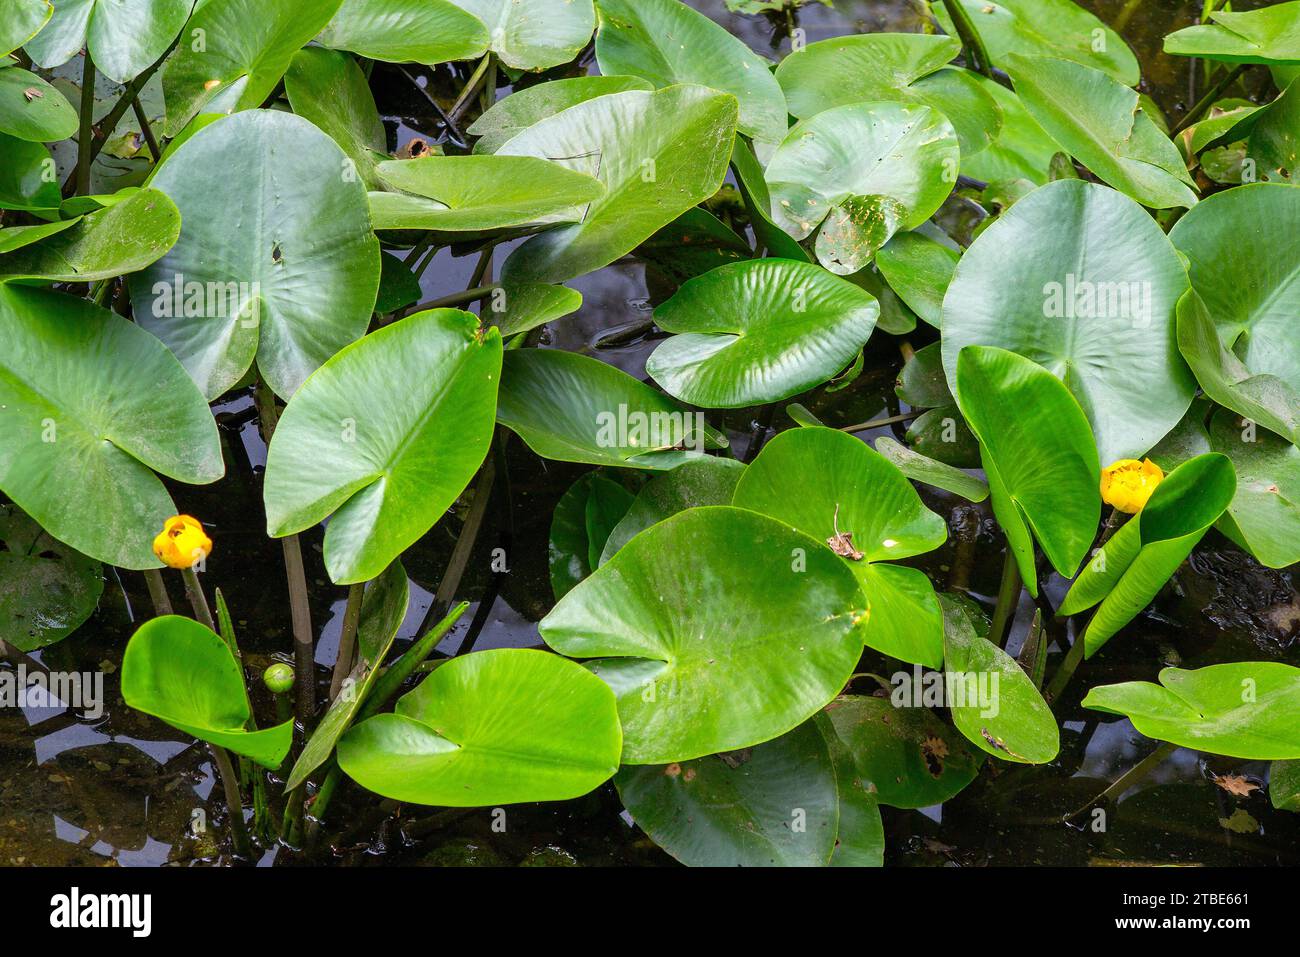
xmin=153 ymin=515 xmax=212 ymax=569
xmin=1099 ymin=458 xmax=1164 ymax=514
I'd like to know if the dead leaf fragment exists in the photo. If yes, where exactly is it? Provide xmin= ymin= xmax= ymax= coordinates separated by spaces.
xmin=1213 ymin=773 xmax=1261 ymax=797
xmin=826 ymin=503 xmax=864 ymax=561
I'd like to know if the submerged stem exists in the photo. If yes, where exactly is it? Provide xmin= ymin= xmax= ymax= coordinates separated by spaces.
xmin=1066 ymin=741 xmax=1178 ymax=821
xmin=210 ymin=744 xmax=252 ymax=858
xmin=282 ymin=534 xmax=316 ymax=733
xmin=838 ymin=410 xmax=920 ymax=433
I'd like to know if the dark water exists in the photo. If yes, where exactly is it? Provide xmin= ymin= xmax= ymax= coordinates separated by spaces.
xmin=2 ymin=0 xmax=1297 ymax=868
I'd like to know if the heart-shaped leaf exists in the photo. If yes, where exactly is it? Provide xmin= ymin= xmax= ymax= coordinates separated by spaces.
xmin=1003 ymin=53 xmax=1197 ymax=209
xmin=960 ymin=77 xmax=1060 ymax=185
xmin=319 ymin=0 xmax=488 ymax=65
xmin=548 ymin=471 xmax=636 ymax=600
xmin=0 ymin=503 xmax=102 ymax=653
xmin=264 ymin=309 xmax=501 ymax=585
xmin=732 ymin=426 xmax=947 ymax=667
xmin=954 ymin=345 xmax=1100 ymax=596
xmin=1 ymin=0 xmax=51 ymax=58
xmin=496 ymin=348 xmax=727 ymax=470
xmin=0 ymin=133 xmax=61 ymax=213
xmin=1060 ymin=453 xmax=1236 ymax=656
xmin=284 ymin=560 xmax=409 ymax=790
xmin=163 ymin=0 xmax=344 ymax=136
xmin=0 ymin=285 xmax=222 ymax=569
xmin=449 ymin=0 xmax=592 ymax=70
xmin=468 ymin=75 xmax=653 ymax=154
xmin=497 ymin=84 xmax=738 ymax=283
xmin=284 ymin=47 xmax=387 ymax=190
xmin=940 ymin=594 xmax=1059 ymax=764
xmin=540 ymin=506 xmax=869 ymax=764
xmin=130 ymin=110 xmax=381 ymax=400
xmin=941 ymin=180 xmax=1194 ymax=464
xmin=484 ymin=281 xmax=583 ymax=337
xmin=1165 ymin=3 xmax=1300 ymax=65
xmin=822 ymin=694 xmax=981 ymax=809
xmin=0 ymin=187 xmax=179 ymax=282
xmin=122 ymin=615 xmax=294 ymax=768
xmin=876 ymin=231 xmax=959 ymax=329
xmin=25 ymin=0 xmax=190 ymax=83
xmin=338 ymin=648 xmax=622 ymax=805
xmin=1083 ymin=663 xmax=1300 ymax=760
xmin=765 ymin=101 xmax=959 ymax=274
xmin=370 ymin=154 xmax=604 ymax=232
xmin=1207 ymin=408 xmax=1300 ymax=569
xmin=595 ymin=0 xmax=786 ymax=145
xmin=645 ymin=258 xmax=878 ymax=407
xmin=0 ymin=65 xmax=77 ymax=141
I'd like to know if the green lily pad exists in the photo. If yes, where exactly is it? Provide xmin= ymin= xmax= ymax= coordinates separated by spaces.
xmin=954 ymin=345 xmax=1100 ymax=597
xmin=337 ymin=648 xmax=623 ymax=806
xmin=496 ymin=348 xmax=727 ymax=470
xmin=284 ymin=560 xmax=409 ymax=790
xmin=1165 ymin=3 xmax=1300 ymax=65
xmin=730 ymin=135 xmax=809 ymax=262
xmin=1 ymin=0 xmax=51 ymax=58
xmin=468 ymin=75 xmax=653 ymax=154
xmin=765 ymin=101 xmax=959 ymax=274
xmin=122 ymin=615 xmax=294 ymax=768
xmin=645 ymin=258 xmax=878 ymax=407
xmin=1198 ymin=78 xmax=1300 ymax=184
xmin=0 ymin=132 xmax=61 ymax=213
xmin=876 ymin=231 xmax=959 ymax=329
xmin=1271 ymin=760 xmax=1300 ymax=812
xmin=942 ymin=180 xmax=1194 ymax=464
xmin=600 ymin=456 xmax=745 ymax=565
xmin=130 ymin=110 xmax=382 ymax=400
xmin=162 ymin=0 xmax=343 ymax=136
xmin=0 ymin=66 xmax=78 ymax=142
xmin=1083 ymin=663 xmax=1300 ymax=760
xmin=905 ymin=405 xmax=980 ymax=468
xmin=449 ymin=0 xmax=592 ymax=71
xmin=548 ymin=471 xmax=636 ymax=601
xmin=1003 ymin=53 xmax=1197 ymax=210
xmin=484 ymin=282 xmax=582 ymax=337
xmin=497 ymin=84 xmax=738 ymax=283
xmin=733 ymin=426 xmax=947 ymax=667
xmin=540 ymin=506 xmax=869 ymax=764
xmin=822 ymin=694 xmax=981 ymax=809
xmin=25 ymin=0 xmax=190 ymax=83
xmin=595 ymin=0 xmax=786 ymax=145
xmin=615 ymin=718 xmax=841 ymax=866
xmin=960 ymin=77 xmax=1061 ymax=185
xmin=934 ymin=0 xmax=1139 ymax=85
xmin=284 ymin=46 xmax=388 ymax=190
xmin=370 ymin=154 xmax=604 ymax=232
xmin=820 ymin=712 xmax=885 ymax=866
xmin=874 ymin=436 xmax=988 ymax=503
xmin=0 ymin=503 xmax=102 ymax=653
xmin=0 ymin=285 xmax=222 ymax=569
xmin=1207 ymin=408 xmax=1300 ymax=569
xmin=1060 ymin=453 xmax=1236 ymax=657
xmin=0 ymin=187 xmax=179 ymax=282
xmin=264 ymin=309 xmax=502 ymax=585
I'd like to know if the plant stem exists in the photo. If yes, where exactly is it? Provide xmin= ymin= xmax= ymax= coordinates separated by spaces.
xmin=130 ymin=95 xmax=161 ymax=161
xmin=412 ymin=284 xmax=498 ymax=313
xmin=75 ymin=55 xmax=97 ymax=196
xmin=1171 ymin=64 xmax=1246 ymax=134
xmin=1065 ymin=741 xmax=1177 ymax=820
xmin=330 ymin=582 xmax=365 ymax=701
xmin=1045 ymin=618 xmax=1087 ymax=705
xmin=941 ymin=0 xmax=995 ymax=80
xmin=180 ymin=566 xmax=216 ymax=632
xmin=415 ymin=459 xmax=495 ymax=637
xmin=143 ymin=568 xmax=173 ymax=616
xmin=839 ymin=410 xmax=920 ymax=433
xmin=361 ymin=602 xmax=470 ymax=724
xmin=210 ymin=744 xmax=252 ymax=858
xmin=448 ymin=54 xmax=492 ymax=123
xmin=282 ymin=534 xmax=316 ymax=733
xmin=988 ymin=547 xmax=1022 ymax=648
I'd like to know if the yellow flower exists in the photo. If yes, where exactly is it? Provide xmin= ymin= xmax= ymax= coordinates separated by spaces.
xmin=1099 ymin=458 xmax=1164 ymax=514
xmin=152 ymin=515 xmax=212 ymax=569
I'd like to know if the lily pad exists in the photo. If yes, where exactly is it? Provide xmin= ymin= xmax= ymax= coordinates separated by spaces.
xmin=733 ymin=426 xmax=947 ymax=667
xmin=264 ymin=309 xmax=502 ymax=585
xmin=942 ymin=180 xmax=1194 ymax=464
xmin=468 ymin=75 xmax=653 ymax=154
xmin=645 ymin=258 xmax=878 ymax=407
xmin=954 ymin=345 xmax=1100 ymax=597
xmin=595 ymin=0 xmax=786 ymax=145
xmin=318 ymin=0 xmax=489 ymax=66
xmin=338 ymin=648 xmax=623 ymax=806
xmin=497 ymin=84 xmax=738 ymax=283
xmin=1207 ymin=408 xmax=1300 ymax=569
xmin=875 ymin=231 xmax=959 ymax=329
xmin=1165 ymin=3 xmax=1300 ymax=66
xmin=822 ymin=694 xmax=981 ymax=809
xmin=1083 ymin=663 xmax=1300 ymax=760
xmin=0 ymin=133 xmax=61 ymax=213
xmin=484 ymin=282 xmax=582 ymax=337
xmin=1 ymin=0 xmax=51 ymax=58
xmin=25 ymin=0 xmax=190 ymax=83
xmin=122 ymin=615 xmax=294 ymax=768
xmin=1271 ymin=760 xmax=1300 ymax=812
xmin=548 ymin=471 xmax=635 ymax=600
xmin=0 ymin=503 xmax=102 ymax=653
xmin=540 ymin=506 xmax=869 ymax=764
xmin=131 ymin=110 xmax=382 ymax=400
xmin=1060 ymin=453 xmax=1236 ymax=656
xmin=1003 ymin=53 xmax=1197 ymax=210
xmin=0 ymin=285 xmax=222 ymax=569
xmin=0 ymin=65 xmax=78 ymax=142
xmin=496 ymin=348 xmax=727 ymax=470
xmin=284 ymin=46 xmax=387 ymax=190
xmin=960 ymin=77 xmax=1060 ymax=185
xmin=874 ymin=436 xmax=988 ymax=503
xmin=449 ymin=0 xmax=592 ymax=71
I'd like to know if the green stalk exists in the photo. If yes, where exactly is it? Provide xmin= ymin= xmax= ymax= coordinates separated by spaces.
xmin=75 ymin=55 xmax=97 ymax=196
xmin=1065 ymin=741 xmax=1177 ymax=820
xmin=180 ymin=566 xmax=216 ymax=632
xmin=329 ymin=582 xmax=365 ymax=701
xmin=130 ymin=95 xmax=161 ymax=161
xmin=360 ymin=601 xmax=470 ymax=725
xmin=143 ymin=568 xmax=173 ymax=616
xmin=988 ymin=548 xmax=1022 ymax=649
xmin=838 ymin=410 xmax=920 ymax=433
xmin=210 ymin=744 xmax=252 ymax=858
xmin=448 ymin=54 xmax=492 ymax=123
xmin=941 ymin=0 xmax=995 ymax=79
xmin=1171 ymin=64 xmax=1247 ymax=135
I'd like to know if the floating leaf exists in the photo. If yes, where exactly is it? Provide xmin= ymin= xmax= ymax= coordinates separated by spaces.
xmin=496 ymin=348 xmax=727 ymax=470
xmin=498 ymin=84 xmax=738 ymax=283
xmin=449 ymin=0 xmax=592 ymax=70
xmin=0 ymin=66 xmax=77 ymax=141
xmin=0 ymin=503 xmax=102 ymax=653
xmin=0 ymin=285 xmax=222 ymax=568
xmin=645 ymin=258 xmax=878 ymax=407
xmin=484 ymin=282 xmax=582 ymax=337
xmin=960 ymin=77 xmax=1060 ymax=185
xmin=468 ymin=75 xmax=653 ymax=154
xmin=0 ymin=133 xmax=61 ymax=213
xmin=264 ymin=309 xmax=501 ymax=585
xmin=1271 ymin=760 xmax=1300 ymax=812
xmin=1084 ymin=663 xmax=1300 ymax=760
xmin=876 ymin=231 xmax=958 ymax=329
xmin=548 ymin=471 xmax=635 ymax=600
xmin=130 ymin=110 xmax=381 ymax=400
xmin=954 ymin=345 xmax=1100 ymax=597
xmin=733 ymin=426 xmax=947 ymax=667
xmin=1207 ymin=408 xmax=1300 ymax=569
xmin=318 ymin=0 xmax=488 ymax=66
xmin=338 ymin=648 xmax=622 ymax=805
xmin=1165 ymin=2 xmax=1300 ymax=65
xmin=942 ymin=180 xmax=1194 ymax=464
xmin=122 ymin=616 xmax=294 ymax=768
xmin=1 ymin=0 xmax=52 ymax=58
xmin=25 ymin=0 xmax=190 ymax=83
xmin=284 ymin=46 xmax=387 ymax=190
xmin=874 ymin=436 xmax=988 ymax=503
xmin=540 ymin=506 xmax=869 ymax=764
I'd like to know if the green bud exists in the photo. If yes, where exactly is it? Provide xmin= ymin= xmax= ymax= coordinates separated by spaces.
xmin=263 ymin=662 xmax=295 ymax=695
